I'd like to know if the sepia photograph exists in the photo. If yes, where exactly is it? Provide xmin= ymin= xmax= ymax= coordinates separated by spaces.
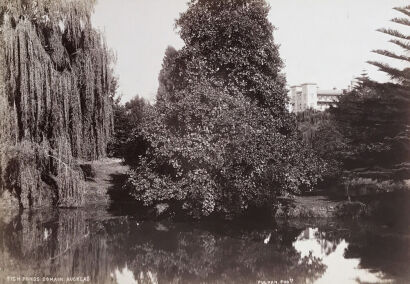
xmin=0 ymin=0 xmax=409 ymax=283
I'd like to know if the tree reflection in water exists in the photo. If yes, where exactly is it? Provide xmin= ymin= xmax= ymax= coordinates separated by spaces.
xmin=0 ymin=209 xmax=113 ymax=284
xmin=0 ymin=209 xmax=408 ymax=283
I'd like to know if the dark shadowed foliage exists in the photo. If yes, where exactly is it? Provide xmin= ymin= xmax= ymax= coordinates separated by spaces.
xmin=296 ymin=109 xmax=347 ymax=183
xmin=108 ymin=95 xmax=151 ymax=166
xmin=330 ymin=79 xmax=410 ymax=179
xmin=297 ymin=79 xmax=410 ymax=191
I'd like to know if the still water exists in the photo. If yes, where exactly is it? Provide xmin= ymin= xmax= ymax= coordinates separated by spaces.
xmin=0 ymin=206 xmax=408 ymax=284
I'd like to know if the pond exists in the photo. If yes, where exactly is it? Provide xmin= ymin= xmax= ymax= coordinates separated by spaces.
xmin=0 ymin=205 xmax=409 ymax=284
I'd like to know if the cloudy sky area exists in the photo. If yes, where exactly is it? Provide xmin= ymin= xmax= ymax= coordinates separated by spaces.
xmin=92 ymin=0 xmax=408 ymax=102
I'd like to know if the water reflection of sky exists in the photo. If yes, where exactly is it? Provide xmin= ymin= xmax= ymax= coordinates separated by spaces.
xmin=113 ymin=265 xmax=137 ymax=284
xmin=293 ymin=228 xmax=392 ymax=284
xmin=113 ymin=266 xmax=160 ymax=284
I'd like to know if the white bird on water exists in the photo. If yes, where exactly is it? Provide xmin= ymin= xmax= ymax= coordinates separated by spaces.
xmin=44 ymin=228 xmax=51 ymax=241
xmin=264 ymin=233 xmax=271 ymax=244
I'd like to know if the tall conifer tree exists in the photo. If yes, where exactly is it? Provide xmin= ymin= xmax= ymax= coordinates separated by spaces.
xmin=368 ymin=5 xmax=410 ymax=86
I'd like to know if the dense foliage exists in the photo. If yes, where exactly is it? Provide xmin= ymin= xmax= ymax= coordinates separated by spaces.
xmin=298 ymin=80 xmax=409 ymax=186
xmin=108 ymin=95 xmax=151 ymax=166
xmin=296 ymin=110 xmax=347 ymax=181
xmin=297 ymin=83 xmax=410 ymax=197
xmin=0 ymin=0 xmax=115 ymax=208
xmin=331 ymin=80 xmax=410 ymax=179
xmin=126 ymin=0 xmax=324 ymax=218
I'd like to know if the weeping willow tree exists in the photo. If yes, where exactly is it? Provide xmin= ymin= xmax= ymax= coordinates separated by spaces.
xmin=0 ymin=0 xmax=115 ymax=208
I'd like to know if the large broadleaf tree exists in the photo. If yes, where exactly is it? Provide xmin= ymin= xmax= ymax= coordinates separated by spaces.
xmin=126 ymin=0 xmax=324 ymax=218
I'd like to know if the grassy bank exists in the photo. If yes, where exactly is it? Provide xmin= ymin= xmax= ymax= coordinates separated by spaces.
xmin=81 ymin=158 xmax=130 ymax=205
xmin=275 ymin=190 xmax=410 ymax=225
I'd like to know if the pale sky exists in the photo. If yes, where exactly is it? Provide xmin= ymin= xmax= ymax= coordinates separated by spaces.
xmin=92 ymin=0 xmax=409 ymax=102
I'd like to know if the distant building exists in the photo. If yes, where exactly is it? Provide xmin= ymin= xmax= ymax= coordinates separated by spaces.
xmin=288 ymin=83 xmax=343 ymax=112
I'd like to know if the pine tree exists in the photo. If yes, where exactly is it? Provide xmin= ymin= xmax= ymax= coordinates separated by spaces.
xmin=368 ymin=5 xmax=410 ymax=86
